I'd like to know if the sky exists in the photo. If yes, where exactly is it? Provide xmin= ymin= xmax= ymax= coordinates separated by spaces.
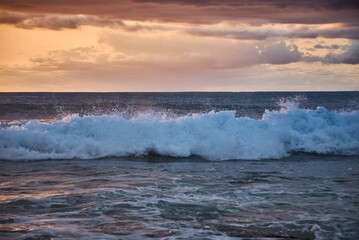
xmin=0 ymin=0 xmax=358 ymax=92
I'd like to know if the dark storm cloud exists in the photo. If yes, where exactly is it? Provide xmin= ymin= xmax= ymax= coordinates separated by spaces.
xmin=0 ymin=0 xmax=358 ymax=25
xmin=134 ymin=0 xmax=359 ymax=10
xmin=1 ymin=9 xmax=359 ymax=41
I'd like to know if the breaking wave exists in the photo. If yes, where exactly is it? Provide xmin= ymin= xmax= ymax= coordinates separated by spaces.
xmin=1 ymin=103 xmax=359 ymax=161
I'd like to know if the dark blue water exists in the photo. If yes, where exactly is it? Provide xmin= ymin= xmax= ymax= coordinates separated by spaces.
xmin=0 ymin=92 xmax=359 ymax=239
xmin=1 ymin=92 xmax=358 ymax=122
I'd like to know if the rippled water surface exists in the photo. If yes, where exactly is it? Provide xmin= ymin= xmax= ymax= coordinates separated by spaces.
xmin=0 ymin=156 xmax=358 ymax=239
xmin=1 ymin=92 xmax=358 ymax=239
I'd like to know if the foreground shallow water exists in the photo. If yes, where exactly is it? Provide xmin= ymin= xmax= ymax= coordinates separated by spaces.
xmin=0 ymin=155 xmax=358 ymax=239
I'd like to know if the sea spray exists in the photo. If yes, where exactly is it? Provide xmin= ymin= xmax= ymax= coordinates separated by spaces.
xmin=1 ymin=102 xmax=358 ymax=161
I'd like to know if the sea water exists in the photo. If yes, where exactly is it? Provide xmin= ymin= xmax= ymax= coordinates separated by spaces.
xmin=0 ymin=92 xmax=358 ymax=239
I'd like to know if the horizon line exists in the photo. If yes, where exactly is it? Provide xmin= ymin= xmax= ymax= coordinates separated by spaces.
xmin=0 ymin=90 xmax=358 ymax=93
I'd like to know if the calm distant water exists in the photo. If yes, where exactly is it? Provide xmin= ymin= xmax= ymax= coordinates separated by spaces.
xmin=0 ymin=92 xmax=359 ymax=239
xmin=1 ymin=92 xmax=359 ymax=122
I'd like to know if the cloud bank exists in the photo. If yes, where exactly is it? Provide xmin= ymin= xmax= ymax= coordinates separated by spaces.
xmin=0 ymin=0 xmax=358 ymax=25
xmin=0 ymin=0 xmax=358 ymax=91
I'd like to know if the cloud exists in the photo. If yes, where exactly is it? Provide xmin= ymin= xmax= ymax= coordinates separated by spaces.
xmin=213 ymin=41 xmax=303 ymax=68
xmin=0 ymin=11 xmax=126 ymax=30
xmin=260 ymin=41 xmax=302 ymax=64
xmin=2 ymin=60 xmax=358 ymax=92
xmin=134 ymin=0 xmax=359 ymax=10
xmin=0 ymin=10 xmax=25 ymax=24
xmin=0 ymin=11 xmax=177 ymax=32
xmin=319 ymin=27 xmax=359 ymax=40
xmin=306 ymin=42 xmax=359 ymax=64
xmin=186 ymin=25 xmax=359 ymax=40
xmin=186 ymin=28 xmax=317 ymax=41
xmin=38 ymin=33 xmax=303 ymax=70
xmin=31 ymin=35 xmax=359 ymax=75
xmin=2 ymin=9 xmax=359 ymax=42
xmin=322 ymin=42 xmax=359 ymax=64
xmin=314 ymin=44 xmax=342 ymax=49
xmin=0 ymin=0 xmax=358 ymax=26
xmin=30 ymin=45 xmax=123 ymax=68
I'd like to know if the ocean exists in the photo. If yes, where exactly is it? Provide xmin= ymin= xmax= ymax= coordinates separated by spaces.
xmin=0 ymin=92 xmax=358 ymax=239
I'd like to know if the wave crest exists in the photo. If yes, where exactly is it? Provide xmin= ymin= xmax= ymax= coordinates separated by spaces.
xmin=1 ymin=104 xmax=359 ymax=160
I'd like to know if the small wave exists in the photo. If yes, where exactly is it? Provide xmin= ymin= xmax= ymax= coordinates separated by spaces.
xmin=1 ymin=102 xmax=358 ymax=161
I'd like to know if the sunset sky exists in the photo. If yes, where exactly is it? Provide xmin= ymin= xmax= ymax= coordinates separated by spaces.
xmin=0 ymin=0 xmax=358 ymax=92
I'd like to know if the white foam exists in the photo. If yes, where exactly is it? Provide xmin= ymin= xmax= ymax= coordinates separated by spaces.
xmin=1 ymin=103 xmax=358 ymax=160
